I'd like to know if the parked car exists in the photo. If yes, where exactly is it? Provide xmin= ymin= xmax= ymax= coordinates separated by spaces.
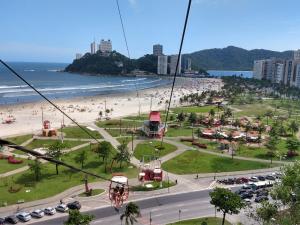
xmin=240 ymin=192 xmax=253 ymax=199
xmin=30 ymin=209 xmax=44 ymax=218
xmin=244 ymin=198 xmax=252 ymax=205
xmin=4 ymin=216 xmax=18 ymax=224
xmin=55 ymin=204 xmax=68 ymax=213
xmin=257 ymin=176 xmax=266 ymax=181
xmin=255 ymin=196 xmax=269 ymax=203
xmin=67 ymin=201 xmax=81 ymax=210
xmin=266 ymin=175 xmax=276 ymax=180
xmin=44 ymin=207 xmax=56 ymax=215
xmin=249 ymin=176 xmax=259 ymax=182
xmin=16 ymin=212 xmax=31 ymax=222
xmin=235 ymin=189 xmax=246 ymax=195
xmin=0 ymin=218 xmax=5 ymax=225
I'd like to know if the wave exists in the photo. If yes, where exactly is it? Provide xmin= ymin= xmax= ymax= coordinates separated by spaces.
xmin=0 ymin=85 xmax=28 ymax=89
xmin=122 ymin=78 xmax=147 ymax=83
xmin=24 ymin=69 xmax=35 ymax=72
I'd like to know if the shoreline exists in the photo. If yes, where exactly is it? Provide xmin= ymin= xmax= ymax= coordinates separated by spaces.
xmin=0 ymin=77 xmax=222 ymax=138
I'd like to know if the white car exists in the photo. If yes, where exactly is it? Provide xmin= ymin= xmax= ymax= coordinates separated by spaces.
xmin=55 ymin=204 xmax=68 ymax=212
xmin=44 ymin=207 xmax=56 ymax=215
xmin=30 ymin=209 xmax=44 ymax=218
xmin=16 ymin=212 xmax=31 ymax=222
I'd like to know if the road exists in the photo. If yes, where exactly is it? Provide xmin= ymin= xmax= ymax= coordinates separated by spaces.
xmin=30 ymin=187 xmax=254 ymax=225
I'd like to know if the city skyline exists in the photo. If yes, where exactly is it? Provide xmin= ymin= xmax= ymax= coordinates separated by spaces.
xmin=1 ymin=0 xmax=300 ymax=63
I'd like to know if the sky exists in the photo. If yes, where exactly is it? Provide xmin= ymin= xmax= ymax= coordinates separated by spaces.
xmin=1 ymin=0 xmax=300 ymax=63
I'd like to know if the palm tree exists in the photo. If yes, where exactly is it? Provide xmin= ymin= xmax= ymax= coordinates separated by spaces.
xmin=209 ymin=108 xmax=215 ymax=118
xmin=96 ymin=141 xmax=112 ymax=173
xmin=29 ymin=159 xmax=42 ymax=181
xmin=48 ymin=141 xmax=67 ymax=175
xmin=120 ymin=202 xmax=140 ymax=225
xmin=264 ymin=110 xmax=274 ymax=125
xmin=114 ymin=143 xmax=131 ymax=168
xmin=74 ymin=150 xmax=88 ymax=169
xmin=288 ymin=121 xmax=299 ymax=136
xmin=266 ymin=135 xmax=279 ymax=164
xmin=64 ymin=209 xmax=94 ymax=225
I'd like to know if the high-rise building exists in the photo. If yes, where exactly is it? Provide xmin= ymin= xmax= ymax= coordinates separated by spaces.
xmin=169 ymin=54 xmax=181 ymax=75
xmin=157 ymin=55 xmax=168 ymax=75
xmin=153 ymin=44 xmax=163 ymax=56
xmin=294 ymin=50 xmax=300 ymax=61
xmin=253 ymin=60 xmax=265 ymax=80
xmin=99 ymin=39 xmax=112 ymax=53
xmin=183 ymin=58 xmax=192 ymax=72
xmin=75 ymin=53 xmax=82 ymax=60
xmin=90 ymin=41 xmax=96 ymax=54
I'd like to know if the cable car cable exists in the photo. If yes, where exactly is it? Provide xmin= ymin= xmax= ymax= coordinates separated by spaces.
xmin=161 ymin=0 xmax=192 ymax=146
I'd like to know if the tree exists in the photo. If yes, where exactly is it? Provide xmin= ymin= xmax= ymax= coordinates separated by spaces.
xmin=99 ymin=111 xmax=103 ymax=119
xmin=209 ymin=108 xmax=215 ymax=118
xmin=286 ymin=137 xmax=300 ymax=157
xmin=265 ymin=135 xmax=279 ymax=164
xmin=188 ymin=112 xmax=197 ymax=124
xmin=252 ymin=201 xmax=278 ymax=225
xmin=29 ymin=159 xmax=42 ymax=182
xmin=177 ymin=112 xmax=185 ymax=126
xmin=288 ymin=120 xmax=299 ymax=135
xmin=64 ymin=209 xmax=94 ymax=225
xmin=210 ymin=187 xmax=245 ymax=225
xmin=245 ymin=122 xmax=252 ymax=140
xmin=120 ymin=202 xmax=140 ymax=225
xmin=48 ymin=141 xmax=68 ymax=175
xmin=96 ymin=141 xmax=112 ymax=173
xmin=114 ymin=142 xmax=131 ymax=168
xmin=74 ymin=150 xmax=88 ymax=169
xmin=264 ymin=110 xmax=274 ymax=125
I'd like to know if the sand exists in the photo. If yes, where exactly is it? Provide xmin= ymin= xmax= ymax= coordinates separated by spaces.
xmin=0 ymin=77 xmax=222 ymax=138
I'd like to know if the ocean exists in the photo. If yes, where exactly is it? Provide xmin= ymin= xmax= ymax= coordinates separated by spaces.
xmin=0 ymin=62 xmax=253 ymax=105
xmin=0 ymin=62 xmax=171 ymax=105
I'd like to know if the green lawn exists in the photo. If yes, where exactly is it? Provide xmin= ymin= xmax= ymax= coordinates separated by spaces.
xmin=6 ymin=134 xmax=32 ymax=145
xmin=166 ymin=127 xmax=193 ymax=137
xmin=171 ymin=105 xmax=216 ymax=114
xmin=162 ymin=151 xmax=273 ymax=174
xmin=167 ymin=217 xmax=232 ymax=225
xmin=0 ymin=146 xmax=137 ymax=206
xmin=130 ymin=181 xmax=175 ymax=191
xmin=106 ymin=128 xmax=132 ymax=137
xmin=96 ymin=119 xmax=142 ymax=128
xmin=134 ymin=140 xmax=177 ymax=162
xmin=0 ymin=158 xmax=29 ymax=174
xmin=78 ymin=189 xmax=104 ymax=197
xmin=117 ymin=137 xmax=133 ymax=146
xmin=62 ymin=126 xmax=102 ymax=139
xmin=25 ymin=139 xmax=86 ymax=150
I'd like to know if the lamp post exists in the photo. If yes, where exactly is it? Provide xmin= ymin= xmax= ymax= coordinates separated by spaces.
xmin=150 ymin=211 xmax=152 ymax=225
xmin=178 ymin=209 xmax=182 ymax=222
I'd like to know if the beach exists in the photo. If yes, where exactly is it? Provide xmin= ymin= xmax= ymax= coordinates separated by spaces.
xmin=0 ymin=77 xmax=222 ymax=138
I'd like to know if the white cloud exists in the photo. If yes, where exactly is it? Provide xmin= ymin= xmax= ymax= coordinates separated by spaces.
xmin=128 ymin=0 xmax=137 ymax=6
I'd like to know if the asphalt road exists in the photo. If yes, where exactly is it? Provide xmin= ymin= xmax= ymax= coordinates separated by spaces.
xmin=31 ymin=188 xmax=243 ymax=225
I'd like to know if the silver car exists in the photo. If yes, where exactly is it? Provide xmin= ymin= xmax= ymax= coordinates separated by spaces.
xmin=55 ymin=204 xmax=68 ymax=213
xmin=30 ymin=209 xmax=44 ymax=218
xmin=16 ymin=212 xmax=31 ymax=222
xmin=44 ymin=207 xmax=56 ymax=215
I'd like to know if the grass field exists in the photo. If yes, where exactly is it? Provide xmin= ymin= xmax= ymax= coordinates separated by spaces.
xmin=171 ymin=105 xmax=217 ymax=114
xmin=167 ymin=217 xmax=232 ymax=225
xmin=165 ymin=127 xmax=193 ymax=137
xmin=0 ymin=158 xmax=29 ymax=174
xmin=25 ymin=139 xmax=86 ymax=150
xmin=117 ymin=137 xmax=133 ymax=146
xmin=6 ymin=134 xmax=32 ymax=145
xmin=162 ymin=150 xmax=273 ymax=174
xmin=134 ymin=140 xmax=177 ymax=162
xmin=96 ymin=119 xmax=143 ymax=128
xmin=0 ymin=146 xmax=137 ymax=206
xmin=62 ymin=126 xmax=102 ymax=139
xmin=106 ymin=128 xmax=132 ymax=137
xmin=78 ymin=189 xmax=104 ymax=197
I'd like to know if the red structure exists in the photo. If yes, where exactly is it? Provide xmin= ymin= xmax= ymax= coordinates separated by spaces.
xmin=142 ymin=111 xmax=166 ymax=138
xmin=7 ymin=156 xmax=23 ymax=164
xmin=108 ymin=174 xmax=129 ymax=208
xmin=138 ymin=160 xmax=163 ymax=182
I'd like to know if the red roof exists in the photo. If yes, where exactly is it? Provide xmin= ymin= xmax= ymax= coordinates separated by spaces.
xmin=149 ymin=111 xmax=161 ymax=122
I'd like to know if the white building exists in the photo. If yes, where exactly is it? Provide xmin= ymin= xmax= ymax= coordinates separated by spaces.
xmin=99 ymin=39 xmax=112 ymax=53
xmin=157 ymin=55 xmax=168 ymax=75
xmin=274 ymin=63 xmax=285 ymax=83
xmin=169 ymin=54 xmax=182 ymax=75
xmin=253 ymin=60 xmax=265 ymax=80
xmin=153 ymin=44 xmax=163 ymax=56
xmin=75 ymin=53 xmax=82 ymax=60
xmin=294 ymin=50 xmax=300 ymax=61
xmin=90 ymin=41 xmax=96 ymax=54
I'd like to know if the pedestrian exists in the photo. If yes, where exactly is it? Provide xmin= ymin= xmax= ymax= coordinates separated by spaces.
xmin=175 ymin=179 xmax=178 ymax=184
xmin=60 ymin=199 xmax=63 ymax=204
xmin=196 ymin=174 xmax=199 ymax=179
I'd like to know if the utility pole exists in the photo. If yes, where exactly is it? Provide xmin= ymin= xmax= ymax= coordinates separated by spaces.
xmin=104 ymin=100 xmax=107 ymax=117
xmin=150 ymin=95 xmax=153 ymax=112
xmin=131 ymin=132 xmax=134 ymax=153
xmin=119 ymin=119 xmax=122 ymax=136
xmin=167 ymin=172 xmax=170 ymax=193
xmin=41 ymin=106 xmax=44 ymax=130
xmin=178 ymin=209 xmax=182 ymax=222
xmin=149 ymin=211 xmax=152 ymax=225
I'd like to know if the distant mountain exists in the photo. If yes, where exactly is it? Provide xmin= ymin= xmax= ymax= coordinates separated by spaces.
xmin=183 ymin=46 xmax=294 ymax=71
